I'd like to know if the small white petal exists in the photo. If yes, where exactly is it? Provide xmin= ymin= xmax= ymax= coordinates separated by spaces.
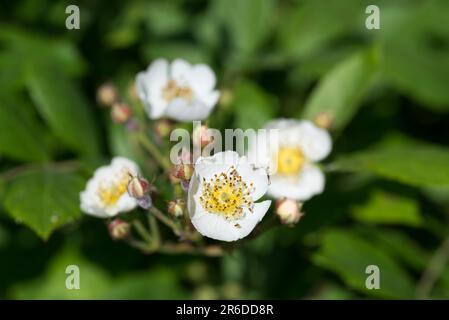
xmin=189 ymin=64 xmax=217 ymax=93
xmin=268 ymin=164 xmax=325 ymax=201
xmin=234 ymin=200 xmax=271 ymax=239
xmin=171 ymin=58 xmax=192 ymax=82
xmin=164 ymin=98 xmax=213 ymax=121
xmin=194 ymin=151 xmax=240 ymax=180
xmin=296 ymin=120 xmax=332 ymax=162
xmin=236 ymin=162 xmax=269 ymax=201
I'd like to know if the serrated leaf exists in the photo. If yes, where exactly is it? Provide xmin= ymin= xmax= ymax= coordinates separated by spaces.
xmin=331 ymin=143 xmax=449 ymax=188
xmin=313 ymin=229 xmax=415 ymax=299
xmin=3 ymin=169 xmax=85 ymax=240
xmin=0 ymin=96 xmax=51 ymax=162
xmin=26 ymin=65 xmax=100 ymax=157
xmin=301 ymin=49 xmax=378 ymax=131
xmin=352 ymin=190 xmax=422 ymax=227
xmin=233 ymin=81 xmax=276 ymax=130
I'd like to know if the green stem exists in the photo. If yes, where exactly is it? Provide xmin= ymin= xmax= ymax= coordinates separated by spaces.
xmin=138 ymin=133 xmax=171 ymax=172
xmin=149 ymin=207 xmax=180 ymax=234
xmin=132 ymin=220 xmax=152 ymax=245
xmin=148 ymin=213 xmax=161 ymax=247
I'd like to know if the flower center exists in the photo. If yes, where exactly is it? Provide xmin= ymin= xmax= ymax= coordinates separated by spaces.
xmin=98 ymin=172 xmax=131 ymax=207
xmin=277 ymin=147 xmax=305 ymax=176
xmin=199 ymin=167 xmax=254 ymax=220
xmin=162 ymin=79 xmax=193 ymax=102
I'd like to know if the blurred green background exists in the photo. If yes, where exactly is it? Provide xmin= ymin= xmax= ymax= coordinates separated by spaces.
xmin=1 ymin=0 xmax=449 ymax=299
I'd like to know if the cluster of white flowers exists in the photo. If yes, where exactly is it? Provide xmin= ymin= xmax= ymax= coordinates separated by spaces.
xmin=80 ymin=59 xmax=333 ymax=243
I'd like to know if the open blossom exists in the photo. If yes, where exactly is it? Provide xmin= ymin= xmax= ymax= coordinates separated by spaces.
xmin=248 ymin=119 xmax=332 ymax=201
xmin=80 ymin=157 xmax=140 ymax=218
xmin=136 ymin=58 xmax=220 ymax=122
xmin=187 ymin=151 xmax=271 ymax=242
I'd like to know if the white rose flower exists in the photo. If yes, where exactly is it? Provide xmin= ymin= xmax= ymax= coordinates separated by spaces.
xmin=248 ymin=119 xmax=332 ymax=201
xmin=80 ymin=157 xmax=140 ymax=218
xmin=136 ymin=58 xmax=220 ymax=122
xmin=188 ymin=151 xmax=271 ymax=242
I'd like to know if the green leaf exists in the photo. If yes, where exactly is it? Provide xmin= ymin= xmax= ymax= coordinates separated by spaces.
xmin=11 ymin=246 xmax=111 ymax=299
xmin=0 ymin=96 xmax=51 ymax=162
xmin=26 ymin=66 xmax=100 ymax=157
xmin=277 ymin=0 xmax=364 ymax=59
xmin=232 ymin=81 xmax=277 ymax=130
xmin=3 ymin=168 xmax=85 ymax=240
xmin=0 ymin=26 xmax=85 ymax=79
xmin=212 ymin=0 xmax=275 ymax=58
xmin=301 ymin=49 xmax=379 ymax=131
xmin=352 ymin=190 xmax=422 ymax=227
xmin=380 ymin=0 xmax=449 ymax=110
xmin=313 ymin=229 xmax=415 ymax=298
xmin=331 ymin=143 xmax=449 ymax=188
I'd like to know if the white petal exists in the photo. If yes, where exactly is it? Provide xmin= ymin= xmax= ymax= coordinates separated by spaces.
xmin=268 ymin=164 xmax=325 ymax=201
xmin=191 ymin=210 xmax=241 ymax=241
xmin=136 ymin=59 xmax=169 ymax=119
xmin=171 ymin=58 xmax=192 ymax=82
xmin=194 ymin=151 xmax=240 ymax=180
xmin=164 ymin=98 xmax=212 ymax=122
xmin=236 ymin=162 xmax=269 ymax=201
xmin=296 ymin=120 xmax=332 ymax=161
xmin=234 ymin=200 xmax=271 ymax=239
xmin=189 ymin=64 xmax=217 ymax=93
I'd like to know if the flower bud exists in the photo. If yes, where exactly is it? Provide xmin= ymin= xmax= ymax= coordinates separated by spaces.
xmin=193 ymin=124 xmax=213 ymax=147
xmin=111 ymin=102 xmax=132 ymax=124
xmin=97 ymin=83 xmax=118 ymax=107
xmin=127 ymin=175 xmax=151 ymax=199
xmin=171 ymin=163 xmax=194 ymax=181
xmin=168 ymin=199 xmax=186 ymax=217
xmin=314 ymin=112 xmax=333 ymax=130
xmin=108 ymin=218 xmax=131 ymax=240
xmin=219 ymin=88 xmax=233 ymax=109
xmin=154 ymin=119 xmax=172 ymax=138
xmin=275 ymin=198 xmax=304 ymax=225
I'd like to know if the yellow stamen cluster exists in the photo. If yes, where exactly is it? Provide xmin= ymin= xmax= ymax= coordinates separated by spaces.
xmin=199 ymin=167 xmax=254 ymax=221
xmin=98 ymin=171 xmax=131 ymax=207
xmin=277 ymin=147 xmax=305 ymax=176
xmin=162 ymin=79 xmax=193 ymax=102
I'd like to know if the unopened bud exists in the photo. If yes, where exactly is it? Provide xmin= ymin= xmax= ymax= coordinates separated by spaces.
xmin=275 ymin=198 xmax=304 ymax=225
xmin=171 ymin=163 xmax=194 ymax=181
xmin=128 ymin=82 xmax=139 ymax=101
xmin=168 ymin=199 xmax=186 ymax=217
xmin=314 ymin=112 xmax=333 ymax=130
xmin=193 ymin=125 xmax=213 ymax=147
xmin=111 ymin=102 xmax=131 ymax=124
xmin=219 ymin=89 xmax=233 ymax=109
xmin=127 ymin=175 xmax=151 ymax=199
xmin=108 ymin=218 xmax=131 ymax=240
xmin=97 ymin=83 xmax=118 ymax=107
xmin=154 ymin=119 xmax=172 ymax=138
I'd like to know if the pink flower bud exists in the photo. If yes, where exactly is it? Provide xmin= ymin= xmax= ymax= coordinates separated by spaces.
xmin=154 ymin=119 xmax=172 ymax=138
xmin=127 ymin=175 xmax=151 ymax=199
xmin=108 ymin=218 xmax=131 ymax=240
xmin=171 ymin=163 xmax=194 ymax=181
xmin=97 ymin=83 xmax=118 ymax=107
xmin=275 ymin=198 xmax=304 ymax=225
xmin=193 ymin=125 xmax=213 ymax=147
xmin=314 ymin=112 xmax=333 ymax=130
xmin=167 ymin=199 xmax=186 ymax=217
xmin=111 ymin=102 xmax=131 ymax=124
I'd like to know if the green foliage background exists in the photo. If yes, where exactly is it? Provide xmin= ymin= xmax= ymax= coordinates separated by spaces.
xmin=1 ymin=0 xmax=449 ymax=299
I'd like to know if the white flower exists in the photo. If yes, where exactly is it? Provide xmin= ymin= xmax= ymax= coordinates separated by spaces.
xmin=136 ymin=58 xmax=220 ymax=122
xmin=188 ymin=151 xmax=271 ymax=242
xmin=80 ymin=157 xmax=140 ymax=218
xmin=248 ymin=119 xmax=332 ymax=201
